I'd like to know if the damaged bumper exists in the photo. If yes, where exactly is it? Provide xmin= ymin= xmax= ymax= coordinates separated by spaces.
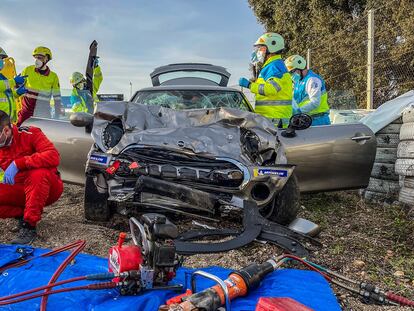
xmin=87 ymin=147 xmax=295 ymax=211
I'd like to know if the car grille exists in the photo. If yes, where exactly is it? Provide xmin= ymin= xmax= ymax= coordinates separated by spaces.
xmin=115 ymin=147 xmax=244 ymax=188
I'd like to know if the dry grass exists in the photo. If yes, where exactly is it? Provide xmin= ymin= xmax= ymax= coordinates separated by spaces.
xmin=0 ymin=185 xmax=413 ymax=310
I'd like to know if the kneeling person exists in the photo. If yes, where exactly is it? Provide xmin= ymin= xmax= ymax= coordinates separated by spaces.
xmin=0 ymin=110 xmax=63 ymax=244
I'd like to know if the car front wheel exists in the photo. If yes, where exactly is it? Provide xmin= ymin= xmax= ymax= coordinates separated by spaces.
xmin=84 ymin=175 xmax=112 ymax=221
xmin=260 ymin=175 xmax=300 ymax=225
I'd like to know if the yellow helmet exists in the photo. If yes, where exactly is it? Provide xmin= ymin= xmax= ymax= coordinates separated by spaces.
xmin=254 ymin=33 xmax=285 ymax=53
xmin=0 ymin=47 xmax=7 ymax=59
xmin=70 ymin=72 xmax=85 ymax=86
xmin=33 ymin=46 xmax=52 ymax=60
xmin=285 ymin=55 xmax=307 ymax=72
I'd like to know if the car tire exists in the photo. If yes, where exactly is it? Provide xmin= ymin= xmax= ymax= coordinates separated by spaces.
xmin=375 ymin=148 xmax=397 ymax=164
xmin=403 ymin=176 xmax=414 ymax=189
xmin=364 ymin=190 xmax=394 ymax=203
xmin=397 ymin=141 xmax=414 ymax=158
xmin=371 ymin=162 xmax=398 ymax=181
xmin=84 ymin=175 xmax=111 ymax=221
xmin=395 ymin=159 xmax=414 ymax=176
xmin=377 ymin=123 xmax=402 ymax=134
xmin=402 ymin=106 xmax=414 ymax=123
xmin=399 ymin=123 xmax=414 ymax=141
xmin=366 ymin=177 xmax=400 ymax=194
xmin=376 ymin=134 xmax=399 ymax=148
xmin=399 ymin=186 xmax=414 ymax=206
xmin=265 ymin=175 xmax=300 ymax=225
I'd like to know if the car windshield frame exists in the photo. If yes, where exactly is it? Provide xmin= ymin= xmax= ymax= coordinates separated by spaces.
xmin=132 ymin=89 xmax=252 ymax=111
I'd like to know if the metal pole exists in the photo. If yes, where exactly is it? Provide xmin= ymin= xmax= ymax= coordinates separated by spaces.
xmin=367 ymin=9 xmax=374 ymax=109
xmin=306 ymin=49 xmax=311 ymax=69
xmin=129 ymin=82 xmax=132 ymax=98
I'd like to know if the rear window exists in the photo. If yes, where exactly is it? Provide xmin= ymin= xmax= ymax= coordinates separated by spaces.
xmin=158 ymin=71 xmax=223 ymax=85
xmin=133 ymin=89 xmax=251 ymax=111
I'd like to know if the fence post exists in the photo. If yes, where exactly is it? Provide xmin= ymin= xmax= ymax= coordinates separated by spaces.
xmin=306 ymin=48 xmax=311 ymax=69
xmin=367 ymin=9 xmax=374 ymax=109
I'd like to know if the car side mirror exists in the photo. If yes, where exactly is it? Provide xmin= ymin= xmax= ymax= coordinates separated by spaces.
xmin=70 ymin=112 xmax=94 ymax=133
xmin=281 ymin=114 xmax=312 ymax=138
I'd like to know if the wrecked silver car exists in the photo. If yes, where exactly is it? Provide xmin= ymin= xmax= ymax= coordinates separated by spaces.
xmin=82 ymin=102 xmax=301 ymax=224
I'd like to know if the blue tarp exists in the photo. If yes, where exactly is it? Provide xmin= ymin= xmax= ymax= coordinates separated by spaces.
xmin=0 ymin=245 xmax=341 ymax=311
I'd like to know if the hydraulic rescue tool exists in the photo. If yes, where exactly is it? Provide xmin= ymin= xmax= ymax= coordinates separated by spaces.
xmin=0 ymin=214 xmax=183 ymax=309
xmin=159 ymin=258 xmax=281 ymax=311
xmin=160 ymin=254 xmax=414 ymax=311
xmin=109 ymin=213 xmax=183 ymax=294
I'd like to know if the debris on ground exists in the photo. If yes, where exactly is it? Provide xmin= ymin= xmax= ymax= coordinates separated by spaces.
xmin=0 ymin=185 xmax=413 ymax=310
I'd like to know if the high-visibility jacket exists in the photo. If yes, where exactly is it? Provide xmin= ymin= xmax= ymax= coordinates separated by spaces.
xmin=20 ymin=65 xmax=62 ymax=122
xmin=0 ymin=57 xmax=23 ymax=115
xmin=293 ymin=70 xmax=329 ymax=116
xmin=71 ymin=66 xmax=103 ymax=113
xmin=249 ymin=55 xmax=293 ymax=126
xmin=0 ymin=74 xmax=17 ymax=122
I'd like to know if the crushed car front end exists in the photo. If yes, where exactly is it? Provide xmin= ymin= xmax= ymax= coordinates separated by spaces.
xmin=85 ymin=101 xmax=295 ymax=219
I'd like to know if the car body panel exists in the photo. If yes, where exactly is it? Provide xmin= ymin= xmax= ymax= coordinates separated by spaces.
xmin=24 ymin=117 xmax=92 ymax=185
xmin=278 ymin=123 xmax=376 ymax=193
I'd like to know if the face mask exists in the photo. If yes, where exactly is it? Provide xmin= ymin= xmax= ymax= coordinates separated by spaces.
xmin=0 ymin=126 xmax=11 ymax=148
xmin=250 ymin=46 xmax=267 ymax=66
xmin=0 ymin=59 xmax=4 ymax=71
xmin=76 ymin=82 xmax=85 ymax=90
xmin=291 ymin=72 xmax=301 ymax=83
xmin=35 ymin=59 xmax=44 ymax=69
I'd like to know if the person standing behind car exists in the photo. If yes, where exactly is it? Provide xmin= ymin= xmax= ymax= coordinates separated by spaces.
xmin=17 ymin=46 xmax=64 ymax=126
xmin=70 ymin=58 xmax=103 ymax=113
xmin=285 ymin=55 xmax=330 ymax=126
xmin=239 ymin=33 xmax=293 ymax=128
xmin=0 ymin=48 xmax=27 ymax=123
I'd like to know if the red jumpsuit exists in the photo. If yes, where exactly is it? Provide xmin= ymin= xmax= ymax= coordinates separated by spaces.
xmin=0 ymin=126 xmax=63 ymax=226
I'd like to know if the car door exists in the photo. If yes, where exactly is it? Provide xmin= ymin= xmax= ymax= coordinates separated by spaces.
xmin=278 ymin=123 xmax=376 ymax=193
xmin=24 ymin=117 xmax=92 ymax=185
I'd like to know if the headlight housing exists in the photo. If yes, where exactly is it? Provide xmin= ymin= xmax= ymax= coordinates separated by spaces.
xmin=103 ymin=118 xmax=124 ymax=149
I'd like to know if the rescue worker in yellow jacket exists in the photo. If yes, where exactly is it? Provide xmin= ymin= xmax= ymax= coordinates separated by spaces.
xmin=284 ymin=55 xmax=331 ymax=126
xmin=70 ymin=58 xmax=103 ymax=113
xmin=0 ymin=47 xmax=27 ymax=123
xmin=17 ymin=46 xmax=64 ymax=126
xmin=239 ymin=33 xmax=293 ymax=127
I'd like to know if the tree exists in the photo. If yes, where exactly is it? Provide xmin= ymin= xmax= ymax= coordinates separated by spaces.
xmin=248 ymin=0 xmax=414 ymax=108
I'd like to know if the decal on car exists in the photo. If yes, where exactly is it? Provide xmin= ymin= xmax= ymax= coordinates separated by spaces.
xmin=253 ymin=168 xmax=288 ymax=177
xmin=90 ymin=154 xmax=109 ymax=165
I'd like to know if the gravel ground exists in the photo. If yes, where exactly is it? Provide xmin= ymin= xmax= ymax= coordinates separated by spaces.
xmin=0 ymin=185 xmax=413 ymax=310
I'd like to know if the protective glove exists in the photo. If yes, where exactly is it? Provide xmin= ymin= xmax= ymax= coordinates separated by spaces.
xmin=13 ymin=75 xmax=27 ymax=87
xmin=3 ymin=162 xmax=19 ymax=185
xmin=16 ymin=85 xmax=27 ymax=96
xmin=239 ymin=77 xmax=251 ymax=88
xmin=93 ymin=57 xmax=99 ymax=68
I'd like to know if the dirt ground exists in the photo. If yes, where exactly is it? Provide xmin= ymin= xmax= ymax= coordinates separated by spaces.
xmin=0 ymin=184 xmax=413 ymax=311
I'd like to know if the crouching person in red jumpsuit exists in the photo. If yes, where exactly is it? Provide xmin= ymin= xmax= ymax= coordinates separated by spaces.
xmin=0 ymin=110 xmax=63 ymax=244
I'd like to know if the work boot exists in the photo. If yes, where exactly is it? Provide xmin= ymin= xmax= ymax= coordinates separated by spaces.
xmin=11 ymin=221 xmax=37 ymax=245
xmin=10 ymin=217 xmax=24 ymax=233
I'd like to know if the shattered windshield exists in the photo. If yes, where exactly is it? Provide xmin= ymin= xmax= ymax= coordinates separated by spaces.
xmin=132 ymin=90 xmax=251 ymax=111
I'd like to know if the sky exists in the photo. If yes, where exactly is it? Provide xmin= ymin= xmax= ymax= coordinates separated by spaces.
xmin=0 ymin=0 xmax=264 ymax=99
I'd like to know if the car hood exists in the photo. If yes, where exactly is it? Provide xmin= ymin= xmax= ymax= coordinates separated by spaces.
xmin=92 ymin=102 xmax=279 ymax=165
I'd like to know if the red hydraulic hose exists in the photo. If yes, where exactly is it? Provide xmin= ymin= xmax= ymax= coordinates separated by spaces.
xmin=0 ymin=276 xmax=86 ymax=301
xmin=0 ymin=240 xmax=85 ymax=273
xmin=386 ymin=292 xmax=414 ymax=307
xmin=0 ymin=282 xmax=117 ymax=306
xmin=40 ymin=240 xmax=86 ymax=311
